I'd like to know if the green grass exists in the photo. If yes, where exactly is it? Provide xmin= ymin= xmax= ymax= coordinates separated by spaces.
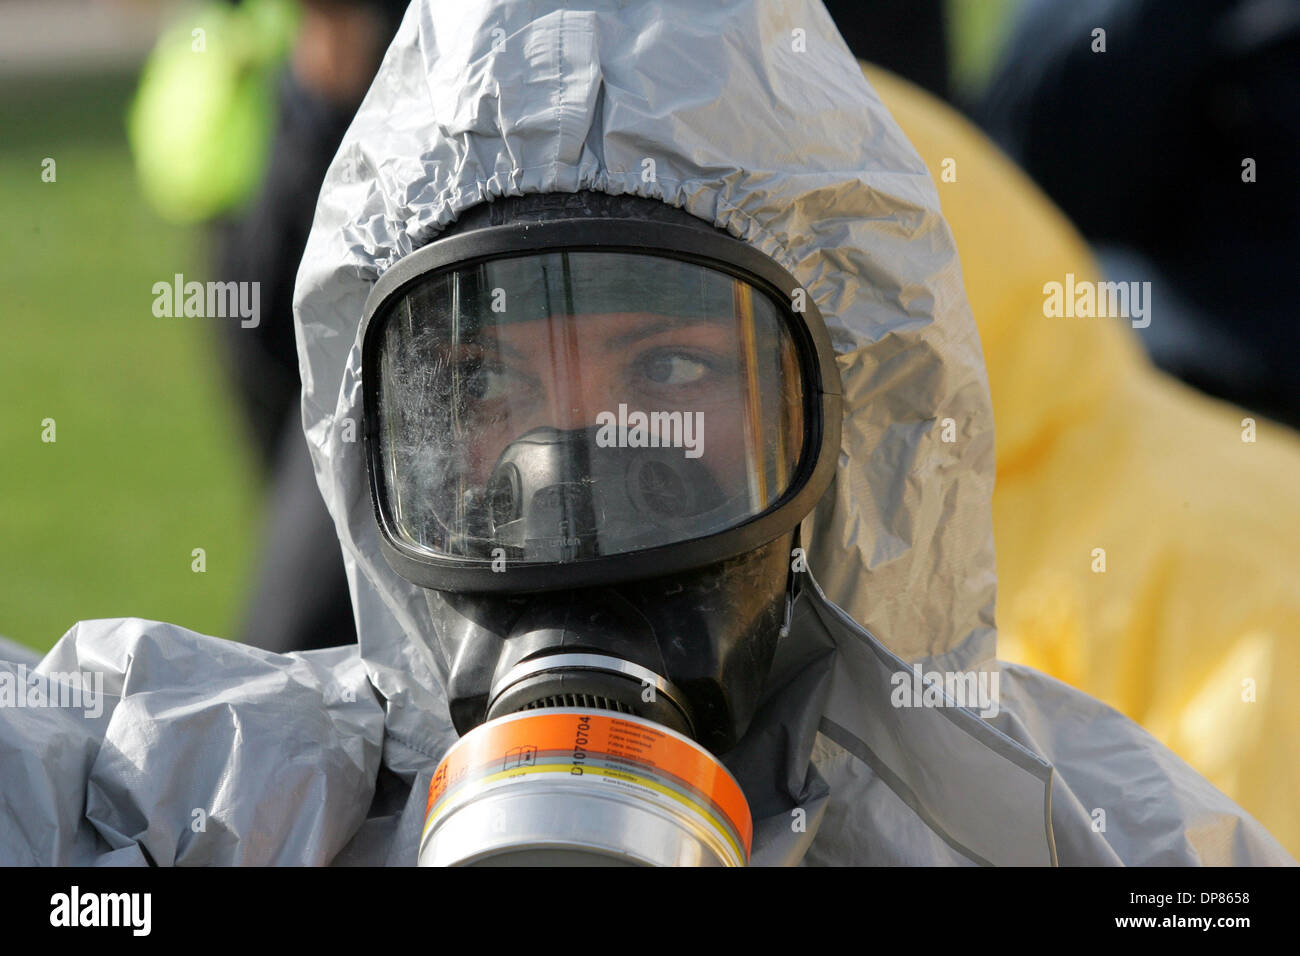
xmin=0 ymin=72 xmax=261 ymax=653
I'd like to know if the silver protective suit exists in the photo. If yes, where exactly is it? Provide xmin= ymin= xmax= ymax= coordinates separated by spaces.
xmin=0 ymin=0 xmax=1291 ymax=865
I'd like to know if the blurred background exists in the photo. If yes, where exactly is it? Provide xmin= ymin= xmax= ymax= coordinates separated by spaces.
xmin=0 ymin=0 xmax=260 ymax=653
xmin=2 ymin=0 xmax=1297 ymax=853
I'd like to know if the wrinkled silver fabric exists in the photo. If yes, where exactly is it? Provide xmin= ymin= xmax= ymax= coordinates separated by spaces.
xmin=0 ymin=0 xmax=1291 ymax=866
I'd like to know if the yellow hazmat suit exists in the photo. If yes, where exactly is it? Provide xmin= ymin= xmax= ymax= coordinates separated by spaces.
xmin=865 ymin=64 xmax=1300 ymax=857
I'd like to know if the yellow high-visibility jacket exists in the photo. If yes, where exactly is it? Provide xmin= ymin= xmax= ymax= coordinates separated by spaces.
xmin=865 ymin=65 xmax=1300 ymax=857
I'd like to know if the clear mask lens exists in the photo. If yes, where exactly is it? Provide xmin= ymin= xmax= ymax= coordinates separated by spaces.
xmin=374 ymin=250 xmax=806 ymax=564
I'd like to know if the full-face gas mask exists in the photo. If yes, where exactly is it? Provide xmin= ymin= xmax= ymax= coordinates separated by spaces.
xmin=361 ymin=192 xmax=841 ymax=865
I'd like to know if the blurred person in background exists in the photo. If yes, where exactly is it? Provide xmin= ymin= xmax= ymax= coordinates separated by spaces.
xmin=979 ymin=0 xmax=1300 ymax=430
xmin=129 ymin=0 xmax=408 ymax=651
xmin=216 ymin=0 xmax=407 ymax=652
xmin=868 ymin=60 xmax=1300 ymax=857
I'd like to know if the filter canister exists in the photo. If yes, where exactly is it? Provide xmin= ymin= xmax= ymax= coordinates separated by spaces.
xmin=419 ymin=709 xmax=752 ymax=866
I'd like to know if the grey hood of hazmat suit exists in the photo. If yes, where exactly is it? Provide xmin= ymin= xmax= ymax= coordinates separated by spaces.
xmin=1 ymin=0 xmax=1292 ymax=866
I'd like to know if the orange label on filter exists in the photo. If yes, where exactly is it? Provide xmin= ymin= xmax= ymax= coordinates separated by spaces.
xmin=425 ymin=710 xmax=752 ymax=860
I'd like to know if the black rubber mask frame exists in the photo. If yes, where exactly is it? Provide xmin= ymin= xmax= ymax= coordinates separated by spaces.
xmin=360 ymin=214 xmax=842 ymax=594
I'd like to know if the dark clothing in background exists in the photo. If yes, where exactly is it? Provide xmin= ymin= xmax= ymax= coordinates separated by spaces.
xmin=216 ymin=72 xmax=360 ymax=651
xmin=218 ymin=75 xmax=354 ymax=469
xmin=823 ymin=0 xmax=949 ymax=100
xmin=980 ymin=0 xmax=1300 ymax=430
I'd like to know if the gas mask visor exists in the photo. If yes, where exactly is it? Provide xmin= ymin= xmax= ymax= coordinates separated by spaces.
xmin=361 ymin=217 xmax=841 ymax=594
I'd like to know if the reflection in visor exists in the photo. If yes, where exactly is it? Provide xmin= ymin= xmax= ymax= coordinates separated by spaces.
xmin=375 ymin=251 xmax=805 ymax=564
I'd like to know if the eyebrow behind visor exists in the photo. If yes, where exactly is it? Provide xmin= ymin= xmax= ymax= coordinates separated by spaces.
xmin=596 ymin=315 xmax=732 ymax=352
